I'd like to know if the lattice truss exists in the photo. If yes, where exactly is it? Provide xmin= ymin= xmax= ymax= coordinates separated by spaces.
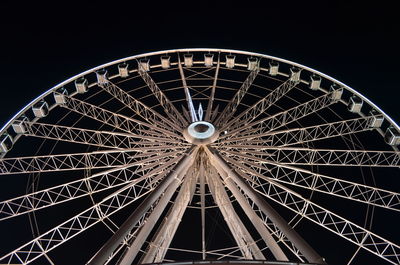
xmin=0 ymin=49 xmax=399 ymax=265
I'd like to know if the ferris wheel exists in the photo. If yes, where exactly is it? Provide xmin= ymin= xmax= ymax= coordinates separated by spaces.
xmin=0 ymin=48 xmax=399 ymax=265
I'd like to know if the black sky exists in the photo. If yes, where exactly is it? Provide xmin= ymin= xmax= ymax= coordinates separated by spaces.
xmin=0 ymin=1 xmax=399 ymax=128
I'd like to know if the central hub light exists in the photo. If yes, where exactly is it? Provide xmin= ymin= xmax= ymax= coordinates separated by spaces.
xmin=183 ymin=121 xmax=219 ymax=145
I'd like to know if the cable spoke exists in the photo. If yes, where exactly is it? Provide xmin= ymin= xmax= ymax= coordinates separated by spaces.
xmin=0 ymin=152 xmax=182 ymax=221
xmin=137 ymin=63 xmax=188 ymax=127
xmin=214 ymin=65 xmax=260 ymax=127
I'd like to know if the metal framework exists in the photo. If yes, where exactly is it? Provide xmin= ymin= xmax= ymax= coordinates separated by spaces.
xmin=0 ymin=48 xmax=399 ymax=265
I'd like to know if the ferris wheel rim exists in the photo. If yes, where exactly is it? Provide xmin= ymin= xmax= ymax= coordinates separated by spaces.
xmin=1 ymin=48 xmax=399 ymax=138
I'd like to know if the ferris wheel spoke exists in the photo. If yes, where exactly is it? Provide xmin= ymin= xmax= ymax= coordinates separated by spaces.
xmin=60 ymin=95 xmax=182 ymax=139
xmin=221 ymin=115 xmax=381 ymax=147
xmin=214 ymin=65 xmax=260 ymax=127
xmin=221 ymin=145 xmax=400 ymax=167
xmin=15 ymin=121 xmax=185 ymax=149
xmin=0 ymin=164 xmax=162 ymax=265
xmin=221 ymin=91 xmax=339 ymax=141
xmin=243 ymin=170 xmax=400 ymax=265
xmin=0 ymin=148 xmax=183 ymax=174
xmin=219 ymin=76 xmax=300 ymax=133
xmin=97 ymin=78 xmax=183 ymax=133
xmin=137 ymin=63 xmax=188 ymax=127
xmin=223 ymin=154 xmax=400 ymax=212
xmin=0 ymin=153 xmax=181 ymax=221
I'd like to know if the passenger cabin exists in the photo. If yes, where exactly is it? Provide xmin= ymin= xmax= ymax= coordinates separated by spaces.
xmin=348 ymin=96 xmax=363 ymax=113
xmin=12 ymin=116 xmax=29 ymax=134
xmin=225 ymin=55 xmax=235 ymax=69
xmin=161 ymin=56 xmax=171 ymax=69
xmin=96 ymin=70 xmax=108 ymax=85
xmin=32 ymin=100 xmax=49 ymax=118
xmin=290 ymin=67 xmax=301 ymax=82
xmin=269 ymin=61 xmax=279 ymax=76
xmin=139 ymin=59 xmax=150 ymax=72
xmin=329 ymin=84 xmax=343 ymax=100
xmin=369 ymin=110 xmax=384 ymax=128
xmin=75 ymin=77 xmax=88 ymax=93
xmin=184 ymin=54 xmax=193 ymax=67
xmin=0 ymin=134 xmax=13 ymax=153
xmin=247 ymin=57 xmax=259 ymax=71
xmin=385 ymin=127 xmax=400 ymax=145
xmin=204 ymin=53 xmax=214 ymax=67
xmin=310 ymin=75 xmax=321 ymax=90
xmin=54 ymin=87 xmax=68 ymax=104
xmin=118 ymin=62 xmax=129 ymax=78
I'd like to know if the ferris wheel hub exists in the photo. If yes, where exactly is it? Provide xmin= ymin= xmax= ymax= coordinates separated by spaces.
xmin=183 ymin=121 xmax=219 ymax=145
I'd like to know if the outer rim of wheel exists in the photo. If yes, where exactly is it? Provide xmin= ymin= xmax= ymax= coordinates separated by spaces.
xmin=1 ymin=48 xmax=399 ymax=144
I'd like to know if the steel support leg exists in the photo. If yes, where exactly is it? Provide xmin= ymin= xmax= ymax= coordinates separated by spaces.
xmin=205 ymin=147 xmax=325 ymax=264
xmin=87 ymin=147 xmax=197 ymax=265
xmin=211 ymin=160 xmax=288 ymax=261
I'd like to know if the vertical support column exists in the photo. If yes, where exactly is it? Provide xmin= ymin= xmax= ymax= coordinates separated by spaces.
xmin=87 ymin=147 xmax=197 ymax=265
xmin=205 ymin=147 xmax=326 ymax=264
xmin=206 ymin=164 xmax=264 ymax=260
xmin=199 ymin=160 xmax=207 ymax=260
xmin=211 ymin=161 xmax=288 ymax=261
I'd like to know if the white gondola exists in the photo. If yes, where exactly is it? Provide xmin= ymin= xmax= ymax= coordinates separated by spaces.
xmin=54 ymin=87 xmax=68 ymax=104
xmin=225 ymin=54 xmax=235 ymax=68
xmin=384 ymin=127 xmax=400 ymax=145
xmin=184 ymin=54 xmax=193 ymax=67
xmin=12 ymin=116 xmax=29 ymax=134
xmin=139 ymin=59 xmax=150 ymax=72
xmin=0 ymin=134 xmax=13 ymax=153
xmin=32 ymin=100 xmax=49 ymax=118
xmin=369 ymin=110 xmax=384 ymax=128
xmin=290 ymin=67 xmax=301 ymax=82
xmin=348 ymin=96 xmax=363 ymax=113
xmin=310 ymin=74 xmax=321 ymax=90
xmin=161 ymin=55 xmax=171 ymax=69
xmin=204 ymin=53 xmax=214 ymax=67
xmin=269 ymin=61 xmax=279 ymax=76
xmin=247 ymin=57 xmax=259 ymax=71
xmin=75 ymin=77 xmax=88 ymax=94
xmin=329 ymin=84 xmax=343 ymax=100
xmin=96 ymin=69 xmax=108 ymax=85
xmin=118 ymin=62 xmax=129 ymax=78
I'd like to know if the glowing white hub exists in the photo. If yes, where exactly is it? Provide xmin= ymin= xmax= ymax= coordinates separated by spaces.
xmin=183 ymin=121 xmax=219 ymax=145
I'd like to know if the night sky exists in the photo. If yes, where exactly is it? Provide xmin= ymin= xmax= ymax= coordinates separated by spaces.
xmin=0 ymin=1 xmax=399 ymax=264
xmin=0 ymin=2 xmax=399 ymax=127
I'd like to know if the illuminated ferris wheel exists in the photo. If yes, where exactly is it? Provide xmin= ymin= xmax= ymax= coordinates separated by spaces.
xmin=0 ymin=49 xmax=399 ymax=265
